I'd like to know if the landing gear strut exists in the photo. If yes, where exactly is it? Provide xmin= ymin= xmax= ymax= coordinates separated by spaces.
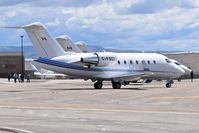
xmin=94 ymin=81 xmax=103 ymax=89
xmin=165 ymin=80 xmax=174 ymax=88
xmin=112 ymin=81 xmax=121 ymax=89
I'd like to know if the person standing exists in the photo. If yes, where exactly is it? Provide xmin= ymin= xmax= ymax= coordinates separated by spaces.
xmin=18 ymin=74 xmax=21 ymax=83
xmin=26 ymin=74 xmax=31 ymax=83
xmin=20 ymin=74 xmax=24 ymax=83
xmin=7 ymin=73 xmax=11 ymax=82
xmin=13 ymin=73 xmax=18 ymax=83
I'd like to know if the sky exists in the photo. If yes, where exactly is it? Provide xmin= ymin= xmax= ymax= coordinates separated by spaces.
xmin=1 ymin=0 xmax=199 ymax=51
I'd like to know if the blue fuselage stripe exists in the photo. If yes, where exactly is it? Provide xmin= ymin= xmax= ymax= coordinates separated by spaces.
xmin=35 ymin=58 xmax=133 ymax=72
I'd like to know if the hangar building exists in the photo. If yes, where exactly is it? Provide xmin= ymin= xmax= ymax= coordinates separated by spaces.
xmin=0 ymin=52 xmax=24 ymax=78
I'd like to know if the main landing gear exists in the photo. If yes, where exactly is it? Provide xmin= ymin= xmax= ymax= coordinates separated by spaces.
xmin=94 ymin=81 xmax=103 ymax=89
xmin=166 ymin=80 xmax=174 ymax=88
xmin=112 ymin=81 xmax=121 ymax=89
xmin=93 ymin=81 xmax=122 ymax=89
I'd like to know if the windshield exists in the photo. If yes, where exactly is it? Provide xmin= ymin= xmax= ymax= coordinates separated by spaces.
xmin=174 ymin=62 xmax=181 ymax=65
xmin=165 ymin=59 xmax=172 ymax=63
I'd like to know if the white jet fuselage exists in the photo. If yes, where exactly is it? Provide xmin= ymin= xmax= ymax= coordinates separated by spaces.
xmin=33 ymin=52 xmax=184 ymax=82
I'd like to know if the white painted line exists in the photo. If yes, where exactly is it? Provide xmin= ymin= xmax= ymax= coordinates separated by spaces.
xmin=0 ymin=105 xmax=199 ymax=116
xmin=0 ymin=127 xmax=34 ymax=133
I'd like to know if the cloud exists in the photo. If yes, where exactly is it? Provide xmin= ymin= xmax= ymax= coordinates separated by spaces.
xmin=1 ymin=0 xmax=199 ymax=51
xmin=0 ymin=0 xmax=99 ymax=7
xmin=4 ymin=10 xmax=16 ymax=17
xmin=46 ymin=19 xmax=60 ymax=27
xmin=115 ymin=0 xmax=199 ymax=14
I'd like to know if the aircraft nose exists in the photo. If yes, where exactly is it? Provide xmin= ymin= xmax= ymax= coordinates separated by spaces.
xmin=176 ymin=67 xmax=185 ymax=77
xmin=181 ymin=65 xmax=192 ymax=75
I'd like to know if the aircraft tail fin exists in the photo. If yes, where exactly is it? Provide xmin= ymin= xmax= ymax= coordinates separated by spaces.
xmin=75 ymin=41 xmax=91 ymax=53
xmin=56 ymin=35 xmax=82 ymax=53
xmin=24 ymin=22 xmax=65 ymax=57
xmin=4 ymin=22 xmax=65 ymax=58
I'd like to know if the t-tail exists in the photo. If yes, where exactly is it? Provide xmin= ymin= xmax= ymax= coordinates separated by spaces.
xmin=75 ymin=41 xmax=91 ymax=53
xmin=56 ymin=35 xmax=82 ymax=53
xmin=4 ymin=22 xmax=65 ymax=58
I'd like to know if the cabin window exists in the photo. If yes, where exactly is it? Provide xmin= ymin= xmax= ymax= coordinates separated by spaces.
xmin=124 ymin=60 xmax=127 ymax=64
xmin=130 ymin=60 xmax=133 ymax=64
xmin=147 ymin=60 xmax=150 ymax=64
xmin=153 ymin=60 xmax=156 ymax=64
xmin=142 ymin=60 xmax=145 ymax=64
xmin=118 ymin=60 xmax=120 ymax=64
xmin=136 ymin=60 xmax=139 ymax=64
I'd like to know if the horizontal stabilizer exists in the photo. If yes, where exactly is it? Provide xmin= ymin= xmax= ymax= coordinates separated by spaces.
xmin=1 ymin=26 xmax=24 ymax=29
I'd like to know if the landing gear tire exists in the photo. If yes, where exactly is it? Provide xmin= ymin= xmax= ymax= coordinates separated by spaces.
xmin=166 ymin=83 xmax=171 ymax=88
xmin=112 ymin=82 xmax=121 ymax=89
xmin=94 ymin=82 xmax=103 ymax=89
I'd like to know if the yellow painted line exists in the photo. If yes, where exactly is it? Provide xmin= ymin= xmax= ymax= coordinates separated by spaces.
xmin=151 ymin=96 xmax=199 ymax=100
xmin=0 ymin=105 xmax=199 ymax=116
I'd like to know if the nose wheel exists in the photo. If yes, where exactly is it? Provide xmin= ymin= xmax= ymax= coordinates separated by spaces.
xmin=165 ymin=80 xmax=174 ymax=88
xmin=166 ymin=83 xmax=171 ymax=88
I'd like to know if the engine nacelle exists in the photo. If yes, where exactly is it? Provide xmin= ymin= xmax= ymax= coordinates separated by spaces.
xmin=96 ymin=52 xmax=117 ymax=66
xmin=81 ymin=52 xmax=117 ymax=67
xmin=80 ymin=54 xmax=98 ymax=65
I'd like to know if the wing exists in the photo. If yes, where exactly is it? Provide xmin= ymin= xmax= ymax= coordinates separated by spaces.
xmin=96 ymin=71 xmax=153 ymax=81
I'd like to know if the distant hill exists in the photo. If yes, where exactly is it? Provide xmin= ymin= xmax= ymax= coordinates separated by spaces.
xmin=0 ymin=45 xmax=183 ymax=58
xmin=0 ymin=46 xmax=37 ymax=58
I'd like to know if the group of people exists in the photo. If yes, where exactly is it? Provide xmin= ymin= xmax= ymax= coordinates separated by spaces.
xmin=7 ymin=73 xmax=31 ymax=83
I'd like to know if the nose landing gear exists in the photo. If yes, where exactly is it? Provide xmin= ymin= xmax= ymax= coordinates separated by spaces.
xmin=166 ymin=80 xmax=174 ymax=88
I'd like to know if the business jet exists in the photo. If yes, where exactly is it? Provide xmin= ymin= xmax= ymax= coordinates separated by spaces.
xmin=5 ymin=22 xmax=185 ymax=89
xmin=26 ymin=59 xmax=66 ymax=79
xmin=31 ymin=64 xmax=66 ymax=79
xmin=55 ymin=34 xmax=191 ymax=82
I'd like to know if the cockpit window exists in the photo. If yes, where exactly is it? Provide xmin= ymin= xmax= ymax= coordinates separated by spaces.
xmin=165 ymin=59 xmax=172 ymax=63
xmin=175 ymin=62 xmax=181 ymax=65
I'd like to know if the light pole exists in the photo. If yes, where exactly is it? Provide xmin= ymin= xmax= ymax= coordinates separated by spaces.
xmin=20 ymin=35 xmax=24 ymax=75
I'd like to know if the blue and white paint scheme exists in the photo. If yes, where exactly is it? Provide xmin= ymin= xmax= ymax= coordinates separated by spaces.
xmin=6 ymin=22 xmax=185 ymax=89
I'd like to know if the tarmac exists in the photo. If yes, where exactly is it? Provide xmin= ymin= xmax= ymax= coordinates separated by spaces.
xmin=0 ymin=78 xmax=199 ymax=133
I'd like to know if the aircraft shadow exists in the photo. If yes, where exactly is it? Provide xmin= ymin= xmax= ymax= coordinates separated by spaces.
xmin=51 ymin=88 xmax=99 ymax=91
xmin=51 ymin=87 xmax=148 ymax=91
